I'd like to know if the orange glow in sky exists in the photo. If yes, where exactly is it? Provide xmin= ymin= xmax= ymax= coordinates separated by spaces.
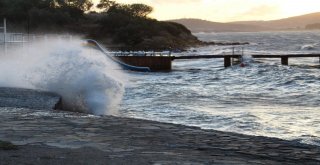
xmin=92 ymin=0 xmax=320 ymax=22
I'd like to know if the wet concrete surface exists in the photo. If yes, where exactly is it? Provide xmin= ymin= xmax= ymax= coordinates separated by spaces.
xmin=0 ymin=87 xmax=61 ymax=110
xmin=0 ymin=88 xmax=319 ymax=164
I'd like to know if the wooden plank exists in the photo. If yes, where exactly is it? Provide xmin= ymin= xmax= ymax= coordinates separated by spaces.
xmin=252 ymin=54 xmax=320 ymax=58
xmin=116 ymin=56 xmax=172 ymax=71
xmin=173 ymin=54 xmax=320 ymax=60
xmin=171 ymin=54 xmax=320 ymax=59
xmin=286 ymin=54 xmax=320 ymax=57
xmin=172 ymin=55 xmax=241 ymax=60
xmin=252 ymin=55 xmax=282 ymax=58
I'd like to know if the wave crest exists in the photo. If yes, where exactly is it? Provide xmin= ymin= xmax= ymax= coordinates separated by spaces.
xmin=0 ymin=37 xmax=125 ymax=115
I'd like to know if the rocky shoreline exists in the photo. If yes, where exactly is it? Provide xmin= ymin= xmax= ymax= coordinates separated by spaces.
xmin=201 ymin=41 xmax=250 ymax=46
xmin=0 ymin=88 xmax=320 ymax=164
xmin=104 ymin=40 xmax=250 ymax=52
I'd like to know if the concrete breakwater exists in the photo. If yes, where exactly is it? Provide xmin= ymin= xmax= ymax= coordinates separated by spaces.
xmin=0 ymin=88 xmax=319 ymax=164
xmin=0 ymin=87 xmax=61 ymax=110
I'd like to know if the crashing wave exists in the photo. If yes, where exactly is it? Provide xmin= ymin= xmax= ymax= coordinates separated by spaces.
xmin=0 ymin=37 xmax=125 ymax=115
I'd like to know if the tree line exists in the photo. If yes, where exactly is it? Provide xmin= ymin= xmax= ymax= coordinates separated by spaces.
xmin=0 ymin=0 xmax=199 ymax=50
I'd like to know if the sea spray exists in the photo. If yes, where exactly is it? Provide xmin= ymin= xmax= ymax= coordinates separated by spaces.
xmin=0 ymin=37 xmax=125 ymax=115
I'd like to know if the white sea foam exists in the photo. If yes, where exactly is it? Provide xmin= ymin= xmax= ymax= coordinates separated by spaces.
xmin=0 ymin=37 xmax=125 ymax=115
xmin=300 ymin=43 xmax=317 ymax=50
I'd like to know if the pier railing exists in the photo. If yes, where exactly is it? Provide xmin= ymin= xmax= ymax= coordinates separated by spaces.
xmin=171 ymin=54 xmax=320 ymax=67
xmin=109 ymin=51 xmax=172 ymax=57
xmin=251 ymin=54 xmax=320 ymax=65
xmin=112 ymin=51 xmax=320 ymax=69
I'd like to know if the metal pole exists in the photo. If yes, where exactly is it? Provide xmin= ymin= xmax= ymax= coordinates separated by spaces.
xmin=241 ymin=47 xmax=244 ymax=62
xmin=4 ymin=18 xmax=6 ymax=42
xmin=242 ymin=47 xmax=244 ymax=56
xmin=4 ymin=18 xmax=7 ymax=55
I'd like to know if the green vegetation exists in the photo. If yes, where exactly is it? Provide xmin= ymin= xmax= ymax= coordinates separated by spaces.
xmin=0 ymin=0 xmax=92 ymax=31
xmin=0 ymin=140 xmax=18 ymax=150
xmin=0 ymin=0 xmax=201 ymax=50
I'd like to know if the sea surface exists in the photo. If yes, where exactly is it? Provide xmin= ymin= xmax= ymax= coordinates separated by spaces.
xmin=120 ymin=31 xmax=320 ymax=146
xmin=0 ymin=31 xmax=319 ymax=147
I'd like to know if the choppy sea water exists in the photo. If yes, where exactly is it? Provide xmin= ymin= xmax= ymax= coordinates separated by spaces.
xmin=120 ymin=31 xmax=320 ymax=146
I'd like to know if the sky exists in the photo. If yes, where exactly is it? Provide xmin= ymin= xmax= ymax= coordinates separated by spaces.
xmin=92 ymin=0 xmax=320 ymax=22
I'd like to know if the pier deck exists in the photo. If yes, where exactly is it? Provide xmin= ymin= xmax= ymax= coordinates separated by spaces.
xmin=116 ymin=54 xmax=320 ymax=71
xmin=252 ymin=54 xmax=320 ymax=65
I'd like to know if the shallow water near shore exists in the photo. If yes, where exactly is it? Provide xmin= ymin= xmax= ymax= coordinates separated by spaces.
xmin=120 ymin=31 xmax=320 ymax=146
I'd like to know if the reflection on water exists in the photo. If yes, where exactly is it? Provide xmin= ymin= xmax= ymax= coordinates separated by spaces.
xmin=120 ymin=31 xmax=320 ymax=146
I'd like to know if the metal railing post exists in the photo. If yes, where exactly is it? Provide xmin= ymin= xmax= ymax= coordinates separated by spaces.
xmin=4 ymin=18 xmax=7 ymax=55
xmin=3 ymin=18 xmax=6 ymax=43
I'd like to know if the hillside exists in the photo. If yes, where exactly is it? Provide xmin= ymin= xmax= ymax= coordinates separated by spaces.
xmin=234 ymin=12 xmax=320 ymax=30
xmin=0 ymin=0 xmax=201 ymax=51
xmin=169 ymin=19 xmax=269 ymax=32
xmin=170 ymin=12 xmax=320 ymax=32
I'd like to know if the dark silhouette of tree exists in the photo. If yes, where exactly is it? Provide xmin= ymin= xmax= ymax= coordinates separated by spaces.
xmin=106 ymin=3 xmax=153 ymax=18
xmin=0 ymin=0 xmax=93 ymax=31
xmin=96 ymin=0 xmax=116 ymax=11
xmin=0 ymin=0 xmax=49 ymax=21
xmin=50 ymin=0 xmax=93 ymax=11
xmin=129 ymin=4 xmax=153 ymax=17
xmin=0 ymin=0 xmax=199 ymax=50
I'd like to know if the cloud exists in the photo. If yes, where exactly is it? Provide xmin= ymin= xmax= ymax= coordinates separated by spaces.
xmin=228 ymin=5 xmax=280 ymax=21
xmin=93 ymin=0 xmax=320 ymax=22
xmin=241 ymin=5 xmax=279 ymax=17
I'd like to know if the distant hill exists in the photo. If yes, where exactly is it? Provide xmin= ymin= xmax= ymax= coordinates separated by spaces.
xmin=170 ymin=12 xmax=320 ymax=32
xmin=168 ymin=19 xmax=269 ymax=32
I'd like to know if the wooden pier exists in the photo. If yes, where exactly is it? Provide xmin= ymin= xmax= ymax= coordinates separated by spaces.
xmin=116 ymin=54 xmax=320 ymax=71
xmin=251 ymin=54 xmax=320 ymax=65
xmin=116 ymin=54 xmax=242 ymax=71
xmin=116 ymin=56 xmax=172 ymax=71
